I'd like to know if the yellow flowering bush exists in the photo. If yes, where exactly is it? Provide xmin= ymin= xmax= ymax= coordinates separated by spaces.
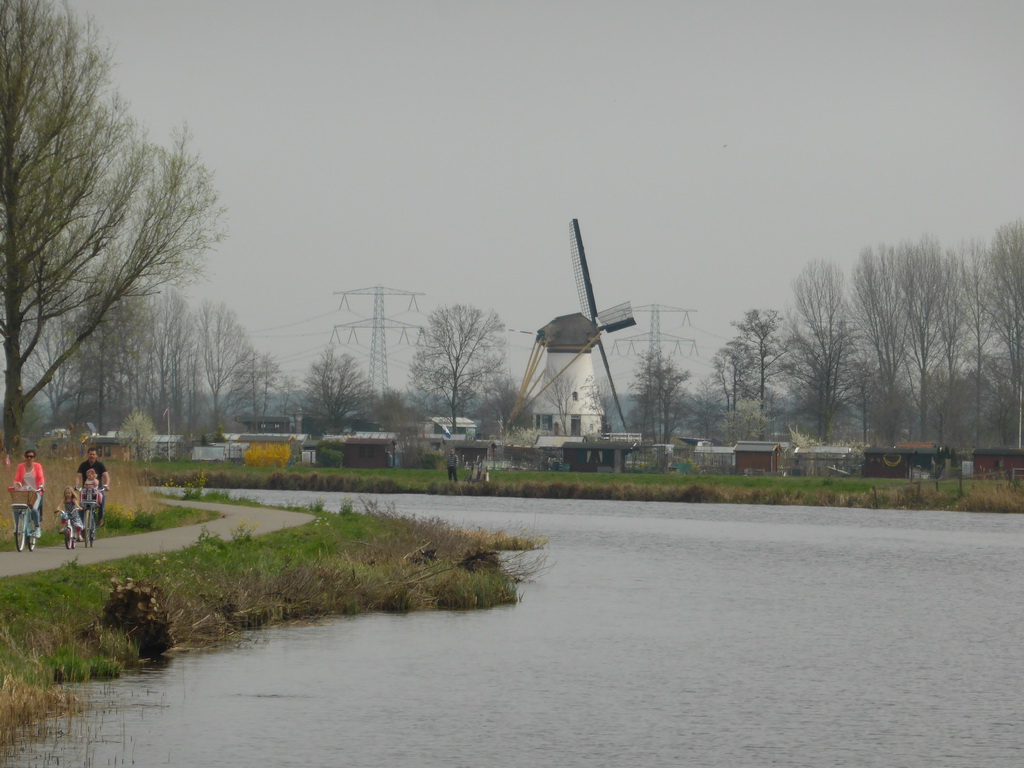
xmin=243 ymin=443 xmax=290 ymax=468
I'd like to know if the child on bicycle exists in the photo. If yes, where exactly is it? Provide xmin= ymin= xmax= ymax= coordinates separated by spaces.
xmin=55 ymin=486 xmax=84 ymax=542
xmin=83 ymin=468 xmax=104 ymax=506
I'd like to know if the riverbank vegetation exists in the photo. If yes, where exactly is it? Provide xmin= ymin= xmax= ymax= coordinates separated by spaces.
xmin=0 ymin=497 xmax=542 ymax=748
xmin=148 ymin=463 xmax=1024 ymax=513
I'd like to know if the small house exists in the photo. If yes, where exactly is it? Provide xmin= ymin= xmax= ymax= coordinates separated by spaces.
xmin=863 ymin=445 xmax=937 ymax=479
xmin=560 ymin=441 xmax=635 ymax=473
xmin=341 ymin=437 xmax=396 ymax=469
xmin=971 ymin=447 xmax=1024 ymax=479
xmin=734 ymin=441 xmax=783 ymax=474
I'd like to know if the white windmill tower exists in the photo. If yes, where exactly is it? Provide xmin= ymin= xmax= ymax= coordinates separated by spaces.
xmin=513 ymin=220 xmax=635 ymax=436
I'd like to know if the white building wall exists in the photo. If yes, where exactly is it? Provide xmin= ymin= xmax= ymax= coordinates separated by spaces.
xmin=533 ymin=350 xmax=604 ymax=436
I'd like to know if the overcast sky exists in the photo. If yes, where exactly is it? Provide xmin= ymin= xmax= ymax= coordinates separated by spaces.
xmin=69 ymin=0 xmax=1024 ymax=392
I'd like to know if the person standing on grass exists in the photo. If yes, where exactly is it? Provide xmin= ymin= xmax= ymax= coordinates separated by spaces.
xmin=447 ymin=448 xmax=458 ymax=482
xmin=76 ymin=447 xmax=110 ymax=525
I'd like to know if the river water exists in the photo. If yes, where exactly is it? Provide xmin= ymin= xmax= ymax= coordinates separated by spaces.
xmin=8 ymin=492 xmax=1024 ymax=767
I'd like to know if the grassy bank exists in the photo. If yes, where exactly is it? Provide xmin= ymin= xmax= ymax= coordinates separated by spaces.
xmin=0 ymin=497 xmax=542 ymax=747
xmin=147 ymin=463 xmax=1024 ymax=513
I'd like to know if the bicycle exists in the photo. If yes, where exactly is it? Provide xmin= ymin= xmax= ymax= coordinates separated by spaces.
xmin=58 ymin=508 xmax=77 ymax=549
xmin=78 ymin=486 xmax=103 ymax=547
xmin=9 ymin=488 xmax=39 ymax=552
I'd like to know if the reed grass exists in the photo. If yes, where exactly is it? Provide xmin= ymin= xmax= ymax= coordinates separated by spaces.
xmin=147 ymin=463 xmax=1024 ymax=513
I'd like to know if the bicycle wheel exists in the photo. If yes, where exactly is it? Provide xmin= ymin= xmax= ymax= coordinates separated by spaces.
xmin=64 ymin=523 xmax=74 ymax=549
xmin=26 ymin=515 xmax=36 ymax=551
xmin=14 ymin=508 xmax=26 ymax=552
xmin=85 ymin=507 xmax=95 ymax=547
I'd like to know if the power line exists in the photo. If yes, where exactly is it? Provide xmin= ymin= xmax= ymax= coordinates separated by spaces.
xmin=612 ymin=304 xmax=699 ymax=358
xmin=331 ymin=286 xmax=424 ymax=394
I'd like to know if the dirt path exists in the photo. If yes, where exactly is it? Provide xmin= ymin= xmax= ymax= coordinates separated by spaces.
xmin=0 ymin=499 xmax=314 ymax=578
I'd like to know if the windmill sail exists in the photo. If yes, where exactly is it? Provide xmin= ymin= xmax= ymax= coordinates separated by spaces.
xmin=569 ymin=219 xmax=635 ymax=431
xmin=571 ymin=219 xmax=599 ymax=322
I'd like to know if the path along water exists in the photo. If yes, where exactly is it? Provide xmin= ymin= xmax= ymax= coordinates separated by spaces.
xmin=8 ymin=491 xmax=1024 ymax=768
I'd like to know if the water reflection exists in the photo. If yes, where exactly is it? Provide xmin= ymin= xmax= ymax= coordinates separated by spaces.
xmin=9 ymin=493 xmax=1024 ymax=767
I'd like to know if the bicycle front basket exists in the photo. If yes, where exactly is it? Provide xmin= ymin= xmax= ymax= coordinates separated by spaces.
xmin=9 ymin=489 xmax=36 ymax=505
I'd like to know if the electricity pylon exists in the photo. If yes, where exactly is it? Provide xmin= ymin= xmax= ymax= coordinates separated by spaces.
xmin=331 ymin=286 xmax=423 ymax=394
xmin=611 ymin=304 xmax=698 ymax=357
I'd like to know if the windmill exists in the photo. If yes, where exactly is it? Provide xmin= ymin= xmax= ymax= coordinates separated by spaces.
xmin=512 ymin=219 xmax=636 ymax=435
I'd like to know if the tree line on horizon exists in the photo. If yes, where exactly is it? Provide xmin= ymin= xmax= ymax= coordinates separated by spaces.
xmin=670 ymin=218 xmax=1024 ymax=450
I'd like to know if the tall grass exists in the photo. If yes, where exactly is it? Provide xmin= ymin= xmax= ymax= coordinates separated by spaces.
xmin=146 ymin=464 xmax=1024 ymax=513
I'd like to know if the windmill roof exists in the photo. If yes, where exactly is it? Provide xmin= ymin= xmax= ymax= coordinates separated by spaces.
xmin=539 ymin=313 xmax=598 ymax=350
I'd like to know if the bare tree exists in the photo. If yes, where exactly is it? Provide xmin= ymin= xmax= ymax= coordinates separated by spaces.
xmin=231 ymin=345 xmax=281 ymax=430
xmin=851 ymin=244 xmax=909 ymax=443
xmin=198 ymin=301 xmax=249 ymax=429
xmin=961 ymin=240 xmax=994 ymax=444
xmin=687 ymin=376 xmax=724 ymax=439
xmin=0 ymin=0 xmax=223 ymax=449
xmin=409 ymin=304 xmax=505 ymax=435
xmin=479 ymin=372 xmax=530 ymax=439
xmin=712 ymin=339 xmax=754 ymax=412
xmin=630 ymin=346 xmax=690 ymax=443
xmin=930 ymin=248 xmax=971 ymax=443
xmin=142 ymin=290 xmax=199 ymax=433
xmin=732 ymin=309 xmax=786 ymax=410
xmin=986 ymin=219 xmax=1024 ymax=432
xmin=900 ymin=236 xmax=944 ymax=437
xmin=26 ymin=313 xmax=78 ymax=423
xmin=785 ymin=260 xmax=856 ymax=442
xmin=302 ymin=346 xmax=371 ymax=433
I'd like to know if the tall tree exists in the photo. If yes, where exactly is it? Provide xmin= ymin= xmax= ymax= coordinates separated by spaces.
xmin=478 ymin=372 xmax=530 ymax=439
xmin=961 ymin=240 xmax=994 ymax=445
xmin=687 ymin=376 xmax=724 ymax=439
xmin=785 ymin=260 xmax=856 ymax=442
xmin=231 ymin=345 xmax=281 ymax=430
xmin=900 ymin=236 xmax=944 ymax=437
xmin=986 ymin=219 xmax=1024 ymax=431
xmin=198 ymin=301 xmax=248 ymax=429
xmin=712 ymin=339 xmax=753 ymax=412
xmin=732 ymin=308 xmax=786 ymax=410
xmin=931 ymin=248 xmax=970 ymax=443
xmin=301 ymin=346 xmax=371 ymax=433
xmin=143 ymin=290 xmax=200 ymax=435
xmin=630 ymin=346 xmax=690 ymax=443
xmin=0 ymin=0 xmax=223 ymax=449
xmin=851 ymin=244 xmax=909 ymax=443
xmin=409 ymin=304 xmax=505 ymax=435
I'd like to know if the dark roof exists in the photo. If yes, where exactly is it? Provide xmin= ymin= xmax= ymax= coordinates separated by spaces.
xmin=538 ymin=313 xmax=599 ymax=350
xmin=972 ymin=447 xmax=1024 ymax=456
xmin=864 ymin=446 xmax=937 ymax=455
xmin=735 ymin=441 xmax=782 ymax=452
xmin=561 ymin=441 xmax=636 ymax=451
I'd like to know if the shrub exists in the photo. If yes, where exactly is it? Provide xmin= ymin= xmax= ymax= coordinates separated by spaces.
xmin=317 ymin=440 xmax=346 ymax=468
xmin=243 ymin=443 xmax=291 ymax=468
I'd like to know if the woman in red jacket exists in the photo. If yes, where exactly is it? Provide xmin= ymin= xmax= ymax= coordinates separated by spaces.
xmin=13 ymin=447 xmax=45 ymax=539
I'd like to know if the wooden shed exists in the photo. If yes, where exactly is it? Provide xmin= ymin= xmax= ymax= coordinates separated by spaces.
xmin=734 ymin=441 xmax=783 ymax=474
xmin=560 ymin=441 xmax=635 ymax=473
xmin=863 ymin=446 xmax=937 ymax=479
xmin=342 ymin=438 xmax=396 ymax=469
xmin=971 ymin=447 xmax=1024 ymax=479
